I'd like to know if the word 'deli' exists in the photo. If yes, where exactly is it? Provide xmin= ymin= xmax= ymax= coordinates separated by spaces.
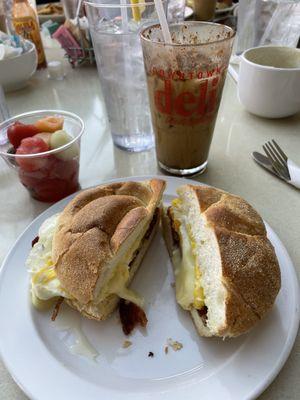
xmin=149 ymin=68 xmax=224 ymax=126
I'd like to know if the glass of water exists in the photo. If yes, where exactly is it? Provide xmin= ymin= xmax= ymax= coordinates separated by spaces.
xmin=86 ymin=0 xmax=165 ymax=152
xmin=168 ymin=0 xmax=186 ymax=23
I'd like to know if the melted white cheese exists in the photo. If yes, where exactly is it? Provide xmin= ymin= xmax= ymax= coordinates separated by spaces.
xmin=172 ymin=223 xmax=195 ymax=310
xmin=54 ymin=304 xmax=98 ymax=360
xmin=171 ymin=201 xmax=205 ymax=310
xmin=97 ymin=262 xmax=144 ymax=308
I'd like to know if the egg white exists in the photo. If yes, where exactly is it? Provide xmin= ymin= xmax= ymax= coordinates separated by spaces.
xmin=26 ymin=213 xmax=70 ymax=301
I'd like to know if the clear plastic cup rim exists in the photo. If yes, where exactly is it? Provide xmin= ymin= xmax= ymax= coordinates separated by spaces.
xmin=140 ymin=21 xmax=236 ymax=47
xmin=0 ymin=109 xmax=85 ymax=159
xmin=85 ymin=0 xmax=165 ymax=9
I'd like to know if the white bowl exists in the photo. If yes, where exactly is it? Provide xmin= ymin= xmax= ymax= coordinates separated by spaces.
xmin=0 ymin=41 xmax=38 ymax=92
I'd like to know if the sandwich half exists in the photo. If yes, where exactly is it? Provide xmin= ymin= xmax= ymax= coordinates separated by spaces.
xmin=162 ymin=184 xmax=281 ymax=338
xmin=27 ymin=179 xmax=166 ymax=333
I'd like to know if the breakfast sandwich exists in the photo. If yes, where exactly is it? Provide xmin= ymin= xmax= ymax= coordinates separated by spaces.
xmin=27 ymin=179 xmax=166 ymax=334
xmin=162 ymin=184 xmax=281 ymax=338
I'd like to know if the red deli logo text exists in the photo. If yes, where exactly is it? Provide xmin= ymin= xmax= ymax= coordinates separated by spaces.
xmin=150 ymin=67 xmax=223 ymax=126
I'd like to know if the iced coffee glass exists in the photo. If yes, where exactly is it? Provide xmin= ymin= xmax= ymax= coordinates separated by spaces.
xmin=140 ymin=22 xmax=235 ymax=175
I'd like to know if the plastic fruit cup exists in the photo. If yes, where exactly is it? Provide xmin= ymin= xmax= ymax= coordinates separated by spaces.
xmin=0 ymin=110 xmax=84 ymax=203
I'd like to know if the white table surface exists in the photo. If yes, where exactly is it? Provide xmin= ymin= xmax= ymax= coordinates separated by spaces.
xmin=0 ymin=48 xmax=299 ymax=400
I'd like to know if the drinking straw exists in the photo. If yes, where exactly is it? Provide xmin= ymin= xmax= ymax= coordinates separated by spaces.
xmin=75 ymin=0 xmax=83 ymax=21
xmin=119 ymin=0 xmax=134 ymax=135
xmin=120 ymin=0 xmax=129 ymax=33
xmin=153 ymin=0 xmax=172 ymax=44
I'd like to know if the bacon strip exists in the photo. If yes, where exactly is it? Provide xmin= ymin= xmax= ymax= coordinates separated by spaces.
xmin=128 ymin=208 xmax=159 ymax=269
xmin=198 ymin=306 xmax=208 ymax=326
xmin=51 ymin=297 xmax=64 ymax=321
xmin=167 ymin=207 xmax=180 ymax=247
xmin=119 ymin=300 xmax=148 ymax=335
xmin=144 ymin=207 xmax=160 ymax=239
xmin=31 ymin=236 xmax=39 ymax=247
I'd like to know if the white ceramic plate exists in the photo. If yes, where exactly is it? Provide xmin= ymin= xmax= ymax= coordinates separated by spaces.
xmin=184 ymin=6 xmax=194 ymax=19
xmin=215 ymin=4 xmax=236 ymax=15
xmin=0 ymin=175 xmax=299 ymax=400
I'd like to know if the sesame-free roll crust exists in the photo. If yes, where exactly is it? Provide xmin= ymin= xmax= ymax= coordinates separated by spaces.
xmin=193 ymin=185 xmax=280 ymax=336
xmin=194 ymin=186 xmax=266 ymax=236
xmin=163 ymin=184 xmax=281 ymax=338
xmin=215 ymin=227 xmax=281 ymax=336
xmin=52 ymin=179 xmax=165 ymax=318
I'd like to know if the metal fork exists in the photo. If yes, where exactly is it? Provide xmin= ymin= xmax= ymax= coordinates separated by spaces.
xmin=262 ymin=140 xmax=291 ymax=181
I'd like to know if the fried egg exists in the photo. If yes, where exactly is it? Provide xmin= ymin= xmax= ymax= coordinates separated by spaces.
xmin=171 ymin=199 xmax=205 ymax=310
xmin=26 ymin=213 xmax=71 ymax=307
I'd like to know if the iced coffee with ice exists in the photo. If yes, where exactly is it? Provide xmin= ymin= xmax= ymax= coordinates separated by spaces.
xmin=140 ymin=22 xmax=235 ymax=175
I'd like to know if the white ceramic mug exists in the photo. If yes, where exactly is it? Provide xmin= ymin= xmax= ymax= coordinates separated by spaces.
xmin=229 ymin=46 xmax=300 ymax=118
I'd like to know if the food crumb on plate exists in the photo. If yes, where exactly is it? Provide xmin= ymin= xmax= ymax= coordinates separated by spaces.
xmin=164 ymin=346 xmax=169 ymax=354
xmin=148 ymin=351 xmax=154 ymax=357
xmin=167 ymin=338 xmax=183 ymax=351
xmin=122 ymin=340 xmax=132 ymax=348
